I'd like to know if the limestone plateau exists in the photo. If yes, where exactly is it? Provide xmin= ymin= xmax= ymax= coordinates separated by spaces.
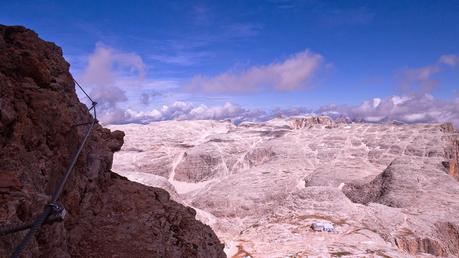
xmin=109 ymin=117 xmax=459 ymax=257
xmin=0 ymin=25 xmax=225 ymax=257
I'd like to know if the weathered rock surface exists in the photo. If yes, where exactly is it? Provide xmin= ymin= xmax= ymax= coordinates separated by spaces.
xmin=110 ymin=117 xmax=459 ymax=257
xmin=0 ymin=25 xmax=225 ymax=257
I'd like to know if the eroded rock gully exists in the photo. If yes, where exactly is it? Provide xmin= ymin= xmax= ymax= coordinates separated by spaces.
xmin=110 ymin=117 xmax=459 ymax=257
xmin=0 ymin=25 xmax=225 ymax=258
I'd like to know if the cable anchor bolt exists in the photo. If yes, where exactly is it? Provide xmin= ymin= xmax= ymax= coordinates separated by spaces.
xmin=45 ymin=202 xmax=67 ymax=224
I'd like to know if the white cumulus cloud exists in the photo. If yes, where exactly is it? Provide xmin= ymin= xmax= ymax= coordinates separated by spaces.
xmin=77 ymin=44 xmax=180 ymax=123
xmin=186 ymin=50 xmax=323 ymax=93
xmin=79 ymin=44 xmax=146 ymax=112
xmin=439 ymin=54 xmax=459 ymax=67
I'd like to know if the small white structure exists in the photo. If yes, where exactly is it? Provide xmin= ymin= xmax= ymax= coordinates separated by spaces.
xmin=311 ymin=221 xmax=335 ymax=232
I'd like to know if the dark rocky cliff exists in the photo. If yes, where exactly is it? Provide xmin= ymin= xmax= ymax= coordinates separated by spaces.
xmin=0 ymin=25 xmax=225 ymax=258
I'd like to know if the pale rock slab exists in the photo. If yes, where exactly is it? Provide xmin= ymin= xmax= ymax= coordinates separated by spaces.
xmin=109 ymin=117 xmax=459 ymax=258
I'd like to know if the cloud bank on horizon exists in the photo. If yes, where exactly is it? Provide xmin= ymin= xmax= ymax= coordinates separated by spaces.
xmin=97 ymin=94 xmax=459 ymax=128
xmin=319 ymin=94 xmax=459 ymax=127
xmin=76 ymin=44 xmax=459 ymax=128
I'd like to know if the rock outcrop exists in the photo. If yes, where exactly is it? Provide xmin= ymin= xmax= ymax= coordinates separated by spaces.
xmin=288 ymin=115 xmax=334 ymax=129
xmin=0 ymin=25 xmax=225 ymax=257
xmin=110 ymin=118 xmax=459 ymax=257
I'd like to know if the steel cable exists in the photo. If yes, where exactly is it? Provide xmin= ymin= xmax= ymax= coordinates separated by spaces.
xmin=0 ymin=79 xmax=97 ymax=258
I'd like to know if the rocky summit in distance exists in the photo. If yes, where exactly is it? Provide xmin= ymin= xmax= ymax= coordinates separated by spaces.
xmin=0 ymin=25 xmax=225 ymax=257
xmin=109 ymin=116 xmax=459 ymax=257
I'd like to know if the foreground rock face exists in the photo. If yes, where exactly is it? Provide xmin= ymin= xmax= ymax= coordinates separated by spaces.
xmin=109 ymin=118 xmax=459 ymax=257
xmin=0 ymin=25 xmax=225 ymax=257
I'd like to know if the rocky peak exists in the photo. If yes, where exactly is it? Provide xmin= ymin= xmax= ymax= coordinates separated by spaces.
xmin=0 ymin=25 xmax=225 ymax=257
xmin=288 ymin=115 xmax=334 ymax=129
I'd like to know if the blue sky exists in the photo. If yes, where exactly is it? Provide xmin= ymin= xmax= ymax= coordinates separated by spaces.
xmin=1 ymin=0 xmax=459 ymax=125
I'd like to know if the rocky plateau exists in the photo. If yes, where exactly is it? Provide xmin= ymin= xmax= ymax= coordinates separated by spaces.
xmin=109 ymin=116 xmax=459 ymax=257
